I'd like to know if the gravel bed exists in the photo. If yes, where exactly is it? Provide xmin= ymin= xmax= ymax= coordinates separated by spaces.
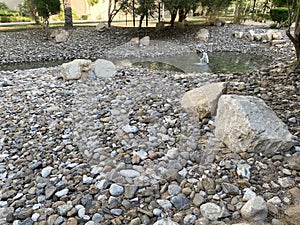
xmin=0 ymin=24 xmax=299 ymax=225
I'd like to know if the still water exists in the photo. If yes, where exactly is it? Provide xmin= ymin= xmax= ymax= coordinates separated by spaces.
xmin=0 ymin=52 xmax=270 ymax=73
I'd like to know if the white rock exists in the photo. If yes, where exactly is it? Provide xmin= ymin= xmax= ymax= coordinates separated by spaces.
xmin=41 ymin=166 xmax=54 ymax=178
xmin=241 ymin=196 xmax=268 ymax=221
xmin=55 ymin=29 xmax=69 ymax=43
xmin=129 ymin=37 xmax=140 ymax=45
xmin=200 ymin=202 xmax=222 ymax=221
xmin=60 ymin=59 xmax=92 ymax=80
xmin=234 ymin=31 xmax=244 ymax=39
xmin=109 ymin=184 xmax=124 ymax=196
xmin=140 ymin=36 xmax=150 ymax=46
xmin=122 ymin=124 xmax=138 ymax=133
xmin=153 ymin=218 xmax=179 ymax=225
xmin=157 ymin=199 xmax=172 ymax=210
xmin=215 ymin=95 xmax=296 ymax=156
xmin=31 ymin=213 xmax=40 ymax=222
xmin=181 ymin=82 xmax=226 ymax=119
xmin=93 ymin=59 xmax=116 ymax=78
xmin=243 ymin=30 xmax=255 ymax=41
xmin=243 ymin=188 xmax=256 ymax=201
xmin=83 ymin=175 xmax=93 ymax=184
xmin=95 ymin=22 xmax=107 ymax=32
xmin=195 ymin=28 xmax=209 ymax=41
xmin=237 ymin=163 xmax=251 ymax=180
xmin=272 ymin=32 xmax=283 ymax=40
xmin=55 ymin=188 xmax=69 ymax=197
xmin=119 ymin=169 xmax=140 ymax=178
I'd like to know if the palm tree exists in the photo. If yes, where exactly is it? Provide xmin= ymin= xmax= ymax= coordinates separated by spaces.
xmin=63 ymin=0 xmax=73 ymax=28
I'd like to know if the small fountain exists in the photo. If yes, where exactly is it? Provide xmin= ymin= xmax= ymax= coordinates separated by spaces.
xmin=199 ymin=52 xmax=209 ymax=64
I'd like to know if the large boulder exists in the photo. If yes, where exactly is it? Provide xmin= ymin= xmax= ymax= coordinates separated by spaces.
xmin=96 ymin=22 xmax=107 ymax=32
xmin=140 ymin=36 xmax=150 ymax=46
xmin=181 ymin=82 xmax=226 ymax=119
xmin=60 ymin=59 xmax=92 ymax=80
xmin=93 ymin=59 xmax=116 ymax=78
xmin=195 ymin=28 xmax=209 ymax=41
xmin=243 ymin=30 xmax=255 ymax=41
xmin=214 ymin=95 xmax=296 ymax=156
xmin=51 ymin=29 xmax=69 ymax=43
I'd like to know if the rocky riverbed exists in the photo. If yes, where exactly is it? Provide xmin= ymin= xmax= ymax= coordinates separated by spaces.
xmin=0 ymin=24 xmax=299 ymax=225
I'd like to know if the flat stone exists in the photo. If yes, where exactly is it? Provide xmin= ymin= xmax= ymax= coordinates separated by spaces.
xmin=119 ymin=169 xmax=140 ymax=178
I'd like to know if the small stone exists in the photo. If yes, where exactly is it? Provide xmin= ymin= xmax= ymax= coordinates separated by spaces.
xmin=237 ymin=164 xmax=251 ymax=180
xmin=122 ymin=124 xmax=138 ymax=133
xmin=67 ymin=217 xmax=78 ymax=225
xmin=153 ymin=218 xmax=179 ymax=225
xmin=157 ymin=199 xmax=172 ymax=211
xmin=111 ymin=209 xmax=122 ymax=215
xmin=41 ymin=166 xmax=54 ymax=178
xmin=170 ymin=195 xmax=189 ymax=209
xmin=193 ymin=193 xmax=205 ymax=206
xmin=153 ymin=208 xmax=162 ymax=216
xmin=129 ymin=217 xmax=141 ymax=225
xmin=200 ymin=202 xmax=222 ymax=221
xmin=92 ymin=213 xmax=104 ymax=223
xmin=278 ymin=177 xmax=295 ymax=188
xmin=241 ymin=196 xmax=268 ymax=221
xmin=124 ymin=185 xmax=138 ymax=199
xmin=55 ymin=189 xmax=69 ymax=198
xmin=109 ymin=184 xmax=124 ymax=196
xmin=183 ymin=214 xmax=197 ymax=224
xmin=221 ymin=183 xmax=240 ymax=195
xmin=83 ymin=175 xmax=93 ymax=184
xmin=168 ymin=184 xmax=181 ymax=196
xmin=243 ymin=188 xmax=256 ymax=201
xmin=119 ymin=169 xmax=140 ymax=178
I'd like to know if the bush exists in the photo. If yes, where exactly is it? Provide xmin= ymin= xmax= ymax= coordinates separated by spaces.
xmin=270 ymin=7 xmax=288 ymax=23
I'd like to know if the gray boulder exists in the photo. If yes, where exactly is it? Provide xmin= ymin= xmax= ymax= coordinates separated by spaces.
xmin=96 ymin=22 xmax=107 ymax=32
xmin=241 ymin=196 xmax=268 ymax=221
xmin=60 ymin=59 xmax=92 ymax=80
xmin=195 ymin=28 xmax=209 ymax=41
xmin=93 ymin=59 xmax=116 ymax=78
xmin=140 ymin=36 xmax=150 ymax=46
xmin=181 ymin=82 xmax=226 ymax=119
xmin=214 ymin=95 xmax=296 ymax=156
xmin=51 ymin=29 xmax=69 ymax=43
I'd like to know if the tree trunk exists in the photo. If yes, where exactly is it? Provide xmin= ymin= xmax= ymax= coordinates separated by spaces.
xmin=170 ymin=10 xmax=177 ymax=27
xmin=233 ymin=0 xmax=242 ymax=24
xmin=139 ymin=14 xmax=145 ymax=28
xmin=64 ymin=0 xmax=73 ymax=29
xmin=286 ymin=4 xmax=300 ymax=69
xmin=178 ymin=9 xmax=186 ymax=22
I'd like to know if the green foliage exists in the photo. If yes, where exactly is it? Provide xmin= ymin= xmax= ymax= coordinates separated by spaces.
xmin=19 ymin=0 xmax=33 ymax=17
xmin=270 ymin=7 xmax=288 ymax=23
xmin=201 ymin=0 xmax=231 ymax=15
xmin=272 ymin=0 xmax=287 ymax=7
xmin=0 ymin=2 xmax=8 ymax=10
xmin=0 ymin=15 xmax=31 ymax=22
xmin=87 ymin=0 xmax=99 ymax=6
xmin=32 ymin=0 xmax=60 ymax=20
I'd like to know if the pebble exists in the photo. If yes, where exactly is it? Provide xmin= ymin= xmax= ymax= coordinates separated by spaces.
xmin=109 ymin=184 xmax=124 ymax=196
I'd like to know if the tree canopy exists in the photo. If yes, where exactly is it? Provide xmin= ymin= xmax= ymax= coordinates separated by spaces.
xmin=32 ymin=0 xmax=60 ymax=21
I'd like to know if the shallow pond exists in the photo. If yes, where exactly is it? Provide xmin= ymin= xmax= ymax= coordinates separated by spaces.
xmin=0 ymin=52 xmax=271 ymax=73
xmin=113 ymin=52 xmax=271 ymax=73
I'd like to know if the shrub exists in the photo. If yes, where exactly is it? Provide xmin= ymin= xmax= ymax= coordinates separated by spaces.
xmin=270 ymin=7 xmax=288 ymax=23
